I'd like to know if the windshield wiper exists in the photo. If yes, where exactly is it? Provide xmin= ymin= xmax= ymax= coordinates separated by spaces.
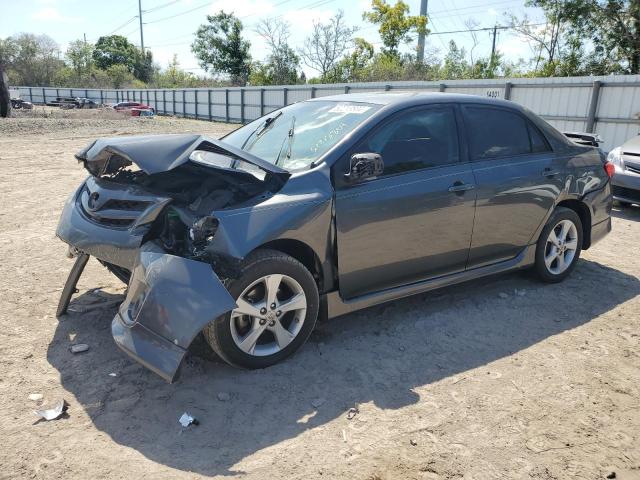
xmin=275 ymin=116 xmax=296 ymax=166
xmin=241 ymin=111 xmax=283 ymax=149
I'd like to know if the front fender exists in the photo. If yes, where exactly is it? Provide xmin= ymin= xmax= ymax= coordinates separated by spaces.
xmin=112 ymin=241 xmax=236 ymax=382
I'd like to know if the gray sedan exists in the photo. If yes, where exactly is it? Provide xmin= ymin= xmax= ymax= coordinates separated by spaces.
xmin=55 ymin=92 xmax=614 ymax=382
xmin=608 ymin=135 xmax=640 ymax=206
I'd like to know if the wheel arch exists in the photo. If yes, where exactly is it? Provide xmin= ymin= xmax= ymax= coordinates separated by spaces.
xmin=556 ymin=199 xmax=592 ymax=249
xmin=255 ymin=238 xmax=326 ymax=293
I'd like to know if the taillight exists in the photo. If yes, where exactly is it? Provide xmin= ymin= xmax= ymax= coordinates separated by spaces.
xmin=604 ymin=161 xmax=615 ymax=178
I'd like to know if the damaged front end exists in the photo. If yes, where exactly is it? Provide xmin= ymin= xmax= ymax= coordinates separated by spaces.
xmin=56 ymin=134 xmax=291 ymax=381
xmin=112 ymin=242 xmax=236 ymax=382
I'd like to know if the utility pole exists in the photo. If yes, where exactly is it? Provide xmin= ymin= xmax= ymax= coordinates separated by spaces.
xmin=138 ymin=0 xmax=145 ymax=51
xmin=490 ymin=24 xmax=498 ymax=65
xmin=417 ymin=0 xmax=428 ymax=63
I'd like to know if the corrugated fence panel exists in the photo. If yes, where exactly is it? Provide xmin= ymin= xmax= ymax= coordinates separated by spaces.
xmin=14 ymin=75 xmax=640 ymax=150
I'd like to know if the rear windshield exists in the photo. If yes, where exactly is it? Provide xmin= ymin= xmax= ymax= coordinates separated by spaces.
xmin=222 ymin=100 xmax=380 ymax=171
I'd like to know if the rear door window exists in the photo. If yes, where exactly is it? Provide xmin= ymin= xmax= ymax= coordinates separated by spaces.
xmin=528 ymin=122 xmax=551 ymax=152
xmin=464 ymin=106 xmax=532 ymax=160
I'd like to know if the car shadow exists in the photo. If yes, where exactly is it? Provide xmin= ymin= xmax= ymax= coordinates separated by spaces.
xmin=612 ymin=203 xmax=640 ymax=221
xmin=47 ymin=258 xmax=640 ymax=476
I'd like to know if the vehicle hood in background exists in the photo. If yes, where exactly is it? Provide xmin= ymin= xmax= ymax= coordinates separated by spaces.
xmin=621 ymin=135 xmax=640 ymax=153
xmin=75 ymin=134 xmax=291 ymax=186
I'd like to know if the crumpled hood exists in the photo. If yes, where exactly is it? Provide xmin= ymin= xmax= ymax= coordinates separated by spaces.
xmin=75 ymin=133 xmax=290 ymax=186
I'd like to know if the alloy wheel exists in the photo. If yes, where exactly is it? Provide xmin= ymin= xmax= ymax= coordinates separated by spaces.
xmin=230 ymin=274 xmax=307 ymax=356
xmin=544 ymin=219 xmax=579 ymax=275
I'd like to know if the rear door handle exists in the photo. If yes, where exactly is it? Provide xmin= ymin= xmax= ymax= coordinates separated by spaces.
xmin=448 ymin=182 xmax=475 ymax=193
xmin=542 ymin=168 xmax=561 ymax=177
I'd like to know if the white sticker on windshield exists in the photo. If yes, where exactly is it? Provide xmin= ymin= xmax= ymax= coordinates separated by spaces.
xmin=328 ymin=104 xmax=372 ymax=114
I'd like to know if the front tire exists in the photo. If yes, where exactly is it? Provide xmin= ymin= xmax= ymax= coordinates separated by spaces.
xmin=204 ymin=249 xmax=319 ymax=369
xmin=534 ymin=207 xmax=583 ymax=283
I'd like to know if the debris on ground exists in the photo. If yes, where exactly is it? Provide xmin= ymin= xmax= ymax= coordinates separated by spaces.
xmin=70 ymin=343 xmax=89 ymax=354
xmin=606 ymin=473 xmax=616 ymax=479
xmin=346 ymin=405 xmax=359 ymax=420
xmin=410 ymin=439 xmax=418 ymax=446
xmin=311 ymin=398 xmax=326 ymax=408
xmin=498 ymin=292 xmax=509 ymax=299
xmin=217 ymin=392 xmax=230 ymax=402
xmin=178 ymin=412 xmax=198 ymax=427
xmin=34 ymin=399 xmax=68 ymax=421
xmin=108 ymin=373 xmax=118 ymax=377
xmin=28 ymin=393 xmax=43 ymax=402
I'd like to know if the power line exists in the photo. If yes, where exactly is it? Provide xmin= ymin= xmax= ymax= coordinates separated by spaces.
xmin=108 ymin=16 xmax=138 ymax=35
xmin=144 ymin=0 xmax=211 ymax=24
xmin=144 ymin=0 xmax=181 ymax=14
xmin=146 ymin=0 xmax=340 ymax=46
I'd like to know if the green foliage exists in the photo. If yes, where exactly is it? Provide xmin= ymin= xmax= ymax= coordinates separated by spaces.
xmin=133 ymin=49 xmax=155 ymax=83
xmin=105 ymin=64 xmax=135 ymax=89
xmin=66 ymin=40 xmax=94 ymax=76
xmin=518 ymin=0 xmax=640 ymax=74
xmin=153 ymin=55 xmax=205 ymax=88
xmin=192 ymin=11 xmax=252 ymax=86
xmin=328 ymin=38 xmax=375 ymax=82
xmin=251 ymin=19 xmax=301 ymax=85
xmin=362 ymin=0 xmax=428 ymax=56
xmin=0 ymin=33 xmax=63 ymax=86
xmin=93 ymin=35 xmax=138 ymax=72
xmin=92 ymin=35 xmax=154 ymax=84
xmin=300 ymin=11 xmax=358 ymax=77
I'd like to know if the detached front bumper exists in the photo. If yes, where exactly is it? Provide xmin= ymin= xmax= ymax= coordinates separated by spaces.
xmin=112 ymin=242 xmax=236 ymax=382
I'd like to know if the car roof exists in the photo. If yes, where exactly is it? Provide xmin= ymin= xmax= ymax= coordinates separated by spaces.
xmin=308 ymin=91 xmax=518 ymax=109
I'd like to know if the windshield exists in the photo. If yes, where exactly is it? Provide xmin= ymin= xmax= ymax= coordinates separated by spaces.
xmin=222 ymin=100 xmax=380 ymax=171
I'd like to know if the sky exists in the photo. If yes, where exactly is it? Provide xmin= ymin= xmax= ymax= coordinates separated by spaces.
xmin=1 ymin=0 xmax=547 ymax=78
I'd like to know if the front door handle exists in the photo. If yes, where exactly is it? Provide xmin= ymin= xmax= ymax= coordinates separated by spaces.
xmin=542 ymin=168 xmax=561 ymax=177
xmin=448 ymin=182 xmax=475 ymax=193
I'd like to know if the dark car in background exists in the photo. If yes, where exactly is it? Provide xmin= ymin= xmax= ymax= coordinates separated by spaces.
xmin=112 ymin=101 xmax=155 ymax=114
xmin=10 ymin=98 xmax=33 ymax=109
xmin=607 ymin=135 xmax=640 ymax=206
xmin=56 ymin=92 xmax=614 ymax=382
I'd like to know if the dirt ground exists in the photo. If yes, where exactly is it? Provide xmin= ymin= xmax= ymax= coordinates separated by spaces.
xmin=1 ymin=107 xmax=639 ymax=480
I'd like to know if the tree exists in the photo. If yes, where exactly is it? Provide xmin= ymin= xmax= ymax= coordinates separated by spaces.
xmin=92 ymin=35 xmax=138 ymax=72
xmin=133 ymin=49 xmax=155 ymax=83
xmin=154 ymin=55 xmax=202 ymax=88
xmin=192 ymin=11 xmax=252 ymax=86
xmin=0 ymin=34 xmax=63 ymax=86
xmin=105 ymin=64 xmax=135 ymax=88
xmin=254 ymin=18 xmax=300 ymax=85
xmin=300 ymin=11 xmax=357 ymax=79
xmin=329 ymin=37 xmax=375 ymax=82
xmin=0 ymin=63 xmax=10 ymax=117
xmin=66 ymin=39 xmax=94 ymax=77
xmin=441 ymin=40 xmax=470 ymax=79
xmin=362 ymin=0 xmax=428 ymax=57
xmin=507 ymin=11 xmax=566 ymax=70
xmin=534 ymin=0 xmax=640 ymax=74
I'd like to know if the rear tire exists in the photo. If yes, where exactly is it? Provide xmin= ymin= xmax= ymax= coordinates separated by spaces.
xmin=534 ymin=207 xmax=583 ymax=283
xmin=204 ymin=249 xmax=319 ymax=369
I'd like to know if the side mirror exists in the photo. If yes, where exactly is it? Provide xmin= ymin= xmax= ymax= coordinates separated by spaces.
xmin=344 ymin=153 xmax=384 ymax=182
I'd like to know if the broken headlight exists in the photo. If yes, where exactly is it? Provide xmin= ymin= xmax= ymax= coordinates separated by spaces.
xmin=189 ymin=216 xmax=219 ymax=246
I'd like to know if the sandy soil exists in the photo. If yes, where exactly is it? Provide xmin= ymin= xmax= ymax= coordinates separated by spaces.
xmin=0 ymin=110 xmax=639 ymax=480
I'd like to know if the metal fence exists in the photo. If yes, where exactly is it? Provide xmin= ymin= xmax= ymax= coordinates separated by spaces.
xmin=15 ymin=74 xmax=640 ymax=152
